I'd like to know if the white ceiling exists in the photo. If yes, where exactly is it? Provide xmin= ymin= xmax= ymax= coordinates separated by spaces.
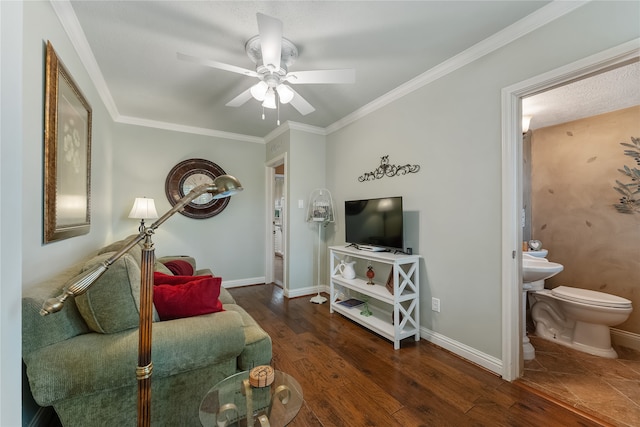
xmin=524 ymin=60 xmax=640 ymax=130
xmin=62 ymin=1 xmax=638 ymax=140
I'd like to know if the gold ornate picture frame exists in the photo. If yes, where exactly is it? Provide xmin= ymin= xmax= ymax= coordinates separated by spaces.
xmin=44 ymin=41 xmax=92 ymax=243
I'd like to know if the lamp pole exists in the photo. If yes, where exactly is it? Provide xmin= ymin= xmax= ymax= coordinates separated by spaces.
xmin=40 ymin=176 xmax=243 ymax=427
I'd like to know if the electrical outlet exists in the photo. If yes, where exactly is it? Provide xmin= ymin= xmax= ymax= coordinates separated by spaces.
xmin=431 ymin=297 xmax=441 ymax=312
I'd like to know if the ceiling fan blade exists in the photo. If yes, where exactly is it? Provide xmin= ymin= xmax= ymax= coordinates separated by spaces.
xmin=177 ymin=52 xmax=258 ymax=78
xmin=256 ymin=13 xmax=282 ymax=71
xmin=226 ymin=88 xmax=254 ymax=107
xmin=285 ymin=69 xmax=356 ymax=84
xmin=288 ymin=88 xmax=315 ymax=116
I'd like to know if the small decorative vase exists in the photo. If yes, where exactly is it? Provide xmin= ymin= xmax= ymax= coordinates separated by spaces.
xmin=360 ymin=301 xmax=372 ymax=317
xmin=366 ymin=265 xmax=375 ymax=285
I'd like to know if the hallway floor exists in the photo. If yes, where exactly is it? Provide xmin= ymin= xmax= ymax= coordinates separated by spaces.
xmin=520 ymin=335 xmax=640 ymax=427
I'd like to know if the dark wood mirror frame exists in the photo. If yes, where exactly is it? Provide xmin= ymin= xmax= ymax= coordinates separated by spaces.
xmin=44 ymin=41 xmax=92 ymax=243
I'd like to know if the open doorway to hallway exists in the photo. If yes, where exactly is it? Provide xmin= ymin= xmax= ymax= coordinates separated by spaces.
xmin=273 ymin=164 xmax=285 ymax=287
xmin=266 ymin=155 xmax=287 ymax=293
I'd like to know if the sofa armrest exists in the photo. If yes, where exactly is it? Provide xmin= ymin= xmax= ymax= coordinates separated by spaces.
xmin=24 ymin=310 xmax=246 ymax=406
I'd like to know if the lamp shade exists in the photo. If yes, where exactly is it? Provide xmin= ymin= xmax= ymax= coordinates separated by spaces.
xmin=250 ymin=81 xmax=268 ymax=101
xmin=210 ymin=175 xmax=243 ymax=199
xmin=128 ymin=198 xmax=159 ymax=219
xmin=276 ymin=84 xmax=294 ymax=104
xmin=262 ymin=88 xmax=277 ymax=109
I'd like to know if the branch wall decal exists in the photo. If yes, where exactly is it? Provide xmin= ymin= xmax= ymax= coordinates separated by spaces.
xmin=613 ymin=136 xmax=640 ymax=214
xmin=358 ymin=155 xmax=420 ymax=182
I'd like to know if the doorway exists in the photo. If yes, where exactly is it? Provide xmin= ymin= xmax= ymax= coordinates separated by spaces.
xmin=273 ymin=165 xmax=285 ymax=287
xmin=266 ymin=155 xmax=287 ymax=293
xmin=500 ymin=40 xmax=639 ymax=381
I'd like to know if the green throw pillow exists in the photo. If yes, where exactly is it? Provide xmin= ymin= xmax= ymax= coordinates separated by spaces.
xmin=75 ymin=251 xmax=143 ymax=333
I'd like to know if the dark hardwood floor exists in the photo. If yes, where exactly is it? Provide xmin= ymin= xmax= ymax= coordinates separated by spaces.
xmin=229 ymin=284 xmax=610 ymax=427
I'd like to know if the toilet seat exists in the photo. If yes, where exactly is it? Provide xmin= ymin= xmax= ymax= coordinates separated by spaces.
xmin=551 ymin=286 xmax=632 ymax=309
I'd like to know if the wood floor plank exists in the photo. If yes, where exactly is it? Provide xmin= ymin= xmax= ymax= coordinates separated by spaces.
xmin=229 ymin=284 xmax=606 ymax=426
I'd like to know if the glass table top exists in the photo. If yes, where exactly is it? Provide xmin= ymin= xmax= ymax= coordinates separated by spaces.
xmin=199 ymin=369 xmax=303 ymax=427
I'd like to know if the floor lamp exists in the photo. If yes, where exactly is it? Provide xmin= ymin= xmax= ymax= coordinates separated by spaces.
xmin=40 ymin=175 xmax=243 ymax=427
xmin=306 ymin=189 xmax=335 ymax=304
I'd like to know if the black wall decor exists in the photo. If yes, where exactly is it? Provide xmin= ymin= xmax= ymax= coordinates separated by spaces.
xmin=358 ymin=155 xmax=420 ymax=182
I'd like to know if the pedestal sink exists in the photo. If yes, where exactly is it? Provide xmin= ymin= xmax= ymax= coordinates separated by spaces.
xmin=521 ymin=254 xmax=563 ymax=360
xmin=524 ymin=248 xmax=548 ymax=258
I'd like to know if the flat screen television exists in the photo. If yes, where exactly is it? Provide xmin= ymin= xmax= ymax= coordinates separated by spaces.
xmin=344 ymin=196 xmax=404 ymax=251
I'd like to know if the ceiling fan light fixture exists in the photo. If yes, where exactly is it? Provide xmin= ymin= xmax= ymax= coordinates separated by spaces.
xmin=276 ymin=84 xmax=294 ymax=104
xmin=250 ymin=81 xmax=269 ymax=101
xmin=262 ymin=88 xmax=277 ymax=109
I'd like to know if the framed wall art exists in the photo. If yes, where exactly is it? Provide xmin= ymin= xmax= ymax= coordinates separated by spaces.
xmin=44 ymin=41 xmax=92 ymax=243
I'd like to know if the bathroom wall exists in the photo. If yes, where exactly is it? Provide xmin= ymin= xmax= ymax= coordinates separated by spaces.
xmin=531 ymin=105 xmax=640 ymax=334
xmin=523 ymin=130 xmax=532 ymax=242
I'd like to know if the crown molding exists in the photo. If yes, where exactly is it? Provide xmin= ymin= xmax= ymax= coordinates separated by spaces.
xmin=54 ymin=0 xmax=588 ymax=141
xmin=263 ymin=121 xmax=326 ymax=143
xmin=116 ymin=115 xmax=264 ymax=144
xmin=51 ymin=0 xmax=120 ymax=120
xmin=325 ymin=1 xmax=588 ymax=135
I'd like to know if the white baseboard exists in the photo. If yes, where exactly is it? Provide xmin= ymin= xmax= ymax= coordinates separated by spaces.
xmin=222 ymin=280 xmax=513 ymax=378
xmin=420 ymin=327 xmax=503 ymax=377
xmin=611 ymin=328 xmax=640 ymax=352
xmin=222 ymin=277 xmax=265 ymax=289
xmin=285 ymin=285 xmax=329 ymax=299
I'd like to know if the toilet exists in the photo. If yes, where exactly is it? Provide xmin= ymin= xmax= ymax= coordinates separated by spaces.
xmin=530 ymin=286 xmax=632 ymax=358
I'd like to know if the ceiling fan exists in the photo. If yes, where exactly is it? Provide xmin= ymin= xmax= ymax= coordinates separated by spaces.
xmin=177 ymin=13 xmax=355 ymax=122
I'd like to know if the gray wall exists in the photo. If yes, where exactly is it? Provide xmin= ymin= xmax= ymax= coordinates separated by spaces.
xmin=287 ymin=129 xmax=327 ymax=294
xmin=21 ymin=0 xmax=116 ymax=288
xmin=1 ymin=2 xmax=25 ymax=426
xmin=110 ymin=123 xmax=266 ymax=283
xmin=326 ymin=1 xmax=640 ymax=359
xmin=3 ymin=0 xmax=640 ymax=422
xmin=265 ymin=127 xmax=328 ymax=295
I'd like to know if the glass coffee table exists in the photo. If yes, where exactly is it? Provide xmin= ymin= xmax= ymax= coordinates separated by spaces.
xmin=199 ymin=369 xmax=303 ymax=427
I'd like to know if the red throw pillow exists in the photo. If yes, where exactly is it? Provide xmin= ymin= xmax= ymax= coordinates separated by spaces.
xmin=153 ymin=275 xmax=223 ymax=321
xmin=154 ymin=272 xmax=208 ymax=285
xmin=162 ymin=260 xmax=194 ymax=276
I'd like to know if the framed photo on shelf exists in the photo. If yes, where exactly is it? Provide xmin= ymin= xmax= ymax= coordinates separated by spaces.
xmin=44 ymin=41 xmax=92 ymax=243
xmin=386 ymin=270 xmax=394 ymax=294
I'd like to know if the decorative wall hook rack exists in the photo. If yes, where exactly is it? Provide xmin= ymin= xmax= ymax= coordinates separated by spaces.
xmin=358 ymin=155 xmax=420 ymax=182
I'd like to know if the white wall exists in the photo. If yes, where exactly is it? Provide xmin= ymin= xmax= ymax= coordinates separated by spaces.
xmin=326 ymin=1 xmax=640 ymax=360
xmin=110 ymin=123 xmax=267 ymax=284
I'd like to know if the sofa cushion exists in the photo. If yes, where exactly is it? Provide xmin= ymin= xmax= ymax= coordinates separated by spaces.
xmin=153 ymin=274 xmax=224 ymax=321
xmin=24 ymin=310 xmax=247 ymax=406
xmin=223 ymin=304 xmax=273 ymax=370
xmin=154 ymin=261 xmax=173 ymax=276
xmin=163 ymin=259 xmax=194 ymax=276
xmin=75 ymin=252 xmax=144 ymax=334
xmin=218 ymin=287 xmax=235 ymax=305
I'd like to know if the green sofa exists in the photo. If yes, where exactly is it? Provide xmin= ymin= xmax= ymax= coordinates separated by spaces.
xmin=22 ymin=236 xmax=272 ymax=426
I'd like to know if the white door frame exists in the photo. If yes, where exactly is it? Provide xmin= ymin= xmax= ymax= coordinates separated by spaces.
xmin=500 ymin=39 xmax=639 ymax=381
xmin=265 ymin=153 xmax=288 ymax=292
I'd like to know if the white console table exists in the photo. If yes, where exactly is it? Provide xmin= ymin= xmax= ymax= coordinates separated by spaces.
xmin=329 ymin=245 xmax=421 ymax=349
